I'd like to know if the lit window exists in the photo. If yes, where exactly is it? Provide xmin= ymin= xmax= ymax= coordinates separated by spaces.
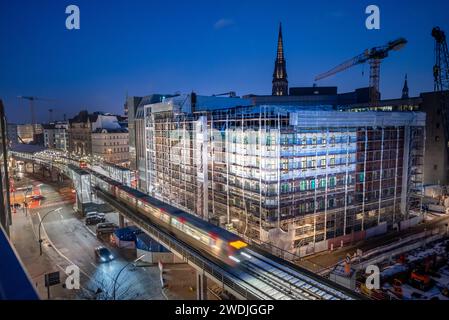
xmin=266 ymin=136 xmax=272 ymax=146
xmin=320 ymin=158 xmax=326 ymax=168
xmin=310 ymin=179 xmax=316 ymax=189
xmin=359 ymin=173 xmax=365 ymax=182
xmin=320 ymin=179 xmax=326 ymax=188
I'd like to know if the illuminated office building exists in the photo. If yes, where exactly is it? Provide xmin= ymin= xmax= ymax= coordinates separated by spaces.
xmin=141 ymin=94 xmax=425 ymax=253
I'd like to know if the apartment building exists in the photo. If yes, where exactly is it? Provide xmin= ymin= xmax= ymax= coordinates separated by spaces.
xmin=43 ymin=122 xmax=69 ymax=151
xmin=68 ymin=110 xmax=125 ymax=156
xmin=92 ymin=127 xmax=129 ymax=166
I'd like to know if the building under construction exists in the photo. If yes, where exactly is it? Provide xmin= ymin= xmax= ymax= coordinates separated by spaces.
xmin=140 ymin=94 xmax=425 ymax=255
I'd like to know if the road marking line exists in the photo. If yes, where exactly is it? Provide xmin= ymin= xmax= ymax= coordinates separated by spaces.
xmin=161 ymin=287 xmax=169 ymax=300
xmin=84 ymin=224 xmax=97 ymax=237
xmin=39 ymin=213 xmax=118 ymax=288
xmin=38 ymin=212 xmax=92 ymax=280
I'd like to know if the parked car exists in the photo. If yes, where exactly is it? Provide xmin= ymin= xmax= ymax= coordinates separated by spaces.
xmin=85 ymin=215 xmax=106 ymax=225
xmin=96 ymin=222 xmax=119 ymax=236
xmin=86 ymin=211 xmax=105 ymax=219
xmin=94 ymin=246 xmax=114 ymax=263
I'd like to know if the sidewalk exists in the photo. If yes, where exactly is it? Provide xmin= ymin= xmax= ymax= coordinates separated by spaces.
xmin=9 ymin=208 xmax=77 ymax=300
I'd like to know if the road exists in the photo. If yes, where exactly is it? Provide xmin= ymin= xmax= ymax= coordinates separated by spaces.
xmin=11 ymin=174 xmax=166 ymax=300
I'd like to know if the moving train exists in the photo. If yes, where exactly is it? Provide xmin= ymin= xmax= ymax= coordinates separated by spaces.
xmin=89 ymin=170 xmax=250 ymax=266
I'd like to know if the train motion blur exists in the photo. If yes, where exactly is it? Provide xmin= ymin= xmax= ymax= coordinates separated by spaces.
xmin=89 ymin=170 xmax=250 ymax=266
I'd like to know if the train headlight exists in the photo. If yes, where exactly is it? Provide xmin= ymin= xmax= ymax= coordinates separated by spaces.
xmin=228 ymin=255 xmax=241 ymax=263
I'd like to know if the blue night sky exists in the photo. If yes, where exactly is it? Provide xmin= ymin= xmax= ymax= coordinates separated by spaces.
xmin=1 ymin=0 xmax=449 ymax=123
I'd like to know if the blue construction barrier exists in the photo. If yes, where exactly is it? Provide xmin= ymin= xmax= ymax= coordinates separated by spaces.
xmin=136 ymin=233 xmax=170 ymax=253
xmin=113 ymin=226 xmax=143 ymax=242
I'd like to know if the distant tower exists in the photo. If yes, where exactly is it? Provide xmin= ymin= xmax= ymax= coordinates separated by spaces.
xmin=402 ymin=74 xmax=409 ymax=99
xmin=124 ymin=91 xmax=129 ymax=116
xmin=272 ymin=23 xmax=288 ymax=96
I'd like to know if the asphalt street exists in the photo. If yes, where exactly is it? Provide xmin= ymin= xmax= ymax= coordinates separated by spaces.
xmin=11 ymin=174 xmax=166 ymax=300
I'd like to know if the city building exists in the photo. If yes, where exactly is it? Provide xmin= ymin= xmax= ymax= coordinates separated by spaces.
xmin=68 ymin=110 xmax=125 ymax=156
xmin=126 ymin=94 xmax=174 ymax=190
xmin=6 ymin=123 xmax=18 ymax=145
xmin=92 ymin=127 xmax=130 ymax=166
xmin=246 ymin=86 xmax=371 ymax=106
xmin=141 ymin=94 xmax=425 ymax=253
xmin=0 ymin=100 xmax=11 ymax=235
xmin=43 ymin=122 xmax=69 ymax=151
xmin=339 ymin=90 xmax=449 ymax=186
xmin=17 ymin=124 xmax=43 ymax=144
xmin=0 ymin=102 xmax=39 ymax=300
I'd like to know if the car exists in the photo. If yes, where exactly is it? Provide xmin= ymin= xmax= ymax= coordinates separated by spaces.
xmin=85 ymin=211 xmax=98 ymax=217
xmin=86 ymin=211 xmax=105 ymax=218
xmin=94 ymin=246 xmax=114 ymax=263
xmin=11 ymin=203 xmax=21 ymax=208
xmin=96 ymin=222 xmax=119 ymax=236
xmin=85 ymin=215 xmax=106 ymax=225
xmin=31 ymin=195 xmax=45 ymax=201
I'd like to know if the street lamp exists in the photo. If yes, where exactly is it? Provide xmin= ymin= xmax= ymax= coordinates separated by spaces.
xmin=112 ymin=254 xmax=146 ymax=300
xmin=23 ymin=185 xmax=33 ymax=217
xmin=38 ymin=207 xmax=62 ymax=256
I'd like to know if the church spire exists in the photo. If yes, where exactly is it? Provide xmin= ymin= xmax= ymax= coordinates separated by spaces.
xmin=402 ymin=74 xmax=409 ymax=99
xmin=277 ymin=23 xmax=284 ymax=61
xmin=272 ymin=23 xmax=288 ymax=96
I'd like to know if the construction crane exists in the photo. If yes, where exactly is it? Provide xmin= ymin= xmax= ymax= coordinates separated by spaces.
xmin=17 ymin=96 xmax=55 ymax=136
xmin=432 ymin=26 xmax=449 ymax=146
xmin=432 ymin=27 xmax=449 ymax=91
xmin=315 ymin=38 xmax=407 ymax=104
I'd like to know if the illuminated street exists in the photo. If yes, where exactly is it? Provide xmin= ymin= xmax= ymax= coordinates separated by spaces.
xmin=9 ymin=172 xmax=199 ymax=300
